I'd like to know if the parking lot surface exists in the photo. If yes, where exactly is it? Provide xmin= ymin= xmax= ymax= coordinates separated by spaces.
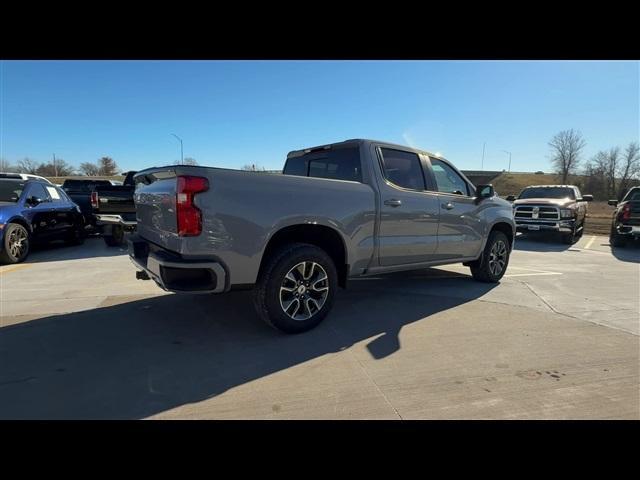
xmin=1 ymin=234 xmax=638 ymax=419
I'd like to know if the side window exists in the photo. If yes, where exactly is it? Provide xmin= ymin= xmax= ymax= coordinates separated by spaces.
xmin=379 ymin=148 xmax=425 ymax=191
xmin=430 ymin=158 xmax=469 ymax=196
xmin=28 ymin=183 xmax=51 ymax=202
xmin=46 ymin=186 xmax=64 ymax=202
xmin=284 ymin=146 xmax=362 ymax=182
xmin=574 ymin=187 xmax=582 ymax=199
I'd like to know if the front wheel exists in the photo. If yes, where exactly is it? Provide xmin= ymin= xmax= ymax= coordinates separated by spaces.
xmin=469 ymin=231 xmax=511 ymax=283
xmin=0 ymin=223 xmax=30 ymax=264
xmin=253 ymin=243 xmax=338 ymax=334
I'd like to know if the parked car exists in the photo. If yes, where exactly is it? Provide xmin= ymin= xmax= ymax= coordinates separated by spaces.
xmin=0 ymin=178 xmax=85 ymax=264
xmin=608 ymin=186 xmax=640 ymax=247
xmin=0 ymin=172 xmax=54 ymax=185
xmin=61 ymin=179 xmax=114 ymax=228
xmin=91 ymin=171 xmax=137 ymax=246
xmin=129 ymin=139 xmax=515 ymax=333
xmin=506 ymin=185 xmax=592 ymax=244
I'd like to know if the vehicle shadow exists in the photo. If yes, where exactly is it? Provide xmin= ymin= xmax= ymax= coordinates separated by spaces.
xmin=0 ymin=269 xmax=496 ymax=419
xmin=26 ymin=236 xmax=128 ymax=264
xmin=513 ymin=233 xmax=573 ymax=252
xmin=609 ymin=240 xmax=640 ymax=263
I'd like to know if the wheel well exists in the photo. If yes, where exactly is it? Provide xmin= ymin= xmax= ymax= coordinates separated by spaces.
xmin=491 ymin=222 xmax=515 ymax=249
xmin=260 ymin=224 xmax=348 ymax=288
xmin=7 ymin=218 xmax=31 ymax=234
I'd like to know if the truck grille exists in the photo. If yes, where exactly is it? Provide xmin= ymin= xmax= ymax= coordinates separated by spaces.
xmin=514 ymin=205 xmax=560 ymax=221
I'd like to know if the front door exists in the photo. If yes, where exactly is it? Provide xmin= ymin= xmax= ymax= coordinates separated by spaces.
xmin=426 ymin=157 xmax=484 ymax=260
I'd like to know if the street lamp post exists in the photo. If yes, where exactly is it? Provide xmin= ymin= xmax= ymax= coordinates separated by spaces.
xmin=171 ymin=133 xmax=184 ymax=165
xmin=501 ymin=150 xmax=512 ymax=172
xmin=481 ymin=142 xmax=486 ymax=171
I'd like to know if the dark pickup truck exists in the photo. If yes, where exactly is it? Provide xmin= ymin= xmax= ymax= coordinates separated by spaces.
xmin=609 ymin=187 xmax=640 ymax=247
xmin=92 ymin=171 xmax=137 ymax=246
xmin=61 ymin=179 xmax=114 ymax=228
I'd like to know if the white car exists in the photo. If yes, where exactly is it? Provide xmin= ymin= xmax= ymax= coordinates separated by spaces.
xmin=0 ymin=172 xmax=54 ymax=185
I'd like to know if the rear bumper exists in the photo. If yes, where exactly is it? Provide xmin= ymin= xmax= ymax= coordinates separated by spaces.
xmin=515 ymin=219 xmax=575 ymax=233
xmin=96 ymin=214 xmax=137 ymax=228
xmin=616 ymin=224 xmax=640 ymax=237
xmin=128 ymin=234 xmax=227 ymax=294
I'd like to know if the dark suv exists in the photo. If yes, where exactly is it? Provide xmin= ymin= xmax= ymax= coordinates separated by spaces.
xmin=608 ymin=187 xmax=640 ymax=247
xmin=506 ymin=185 xmax=593 ymax=244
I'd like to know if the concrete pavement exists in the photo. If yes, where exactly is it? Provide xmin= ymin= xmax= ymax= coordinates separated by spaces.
xmin=0 ymin=234 xmax=638 ymax=419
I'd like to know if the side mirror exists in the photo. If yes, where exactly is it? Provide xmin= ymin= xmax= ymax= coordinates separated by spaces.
xmin=505 ymin=195 xmax=516 ymax=202
xmin=476 ymin=184 xmax=495 ymax=200
xmin=27 ymin=196 xmax=44 ymax=206
xmin=581 ymin=194 xmax=593 ymax=202
xmin=608 ymin=199 xmax=618 ymax=206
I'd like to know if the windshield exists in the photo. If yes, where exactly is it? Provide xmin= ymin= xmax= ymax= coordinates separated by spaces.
xmin=518 ymin=187 xmax=575 ymax=200
xmin=0 ymin=180 xmax=26 ymax=202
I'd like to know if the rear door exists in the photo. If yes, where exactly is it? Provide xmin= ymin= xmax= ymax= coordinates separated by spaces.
xmin=46 ymin=185 xmax=77 ymax=236
xmin=374 ymin=146 xmax=440 ymax=266
xmin=425 ymin=157 xmax=484 ymax=260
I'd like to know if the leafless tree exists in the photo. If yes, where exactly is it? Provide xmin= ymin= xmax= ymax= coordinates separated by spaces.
xmin=0 ymin=158 xmax=16 ymax=172
xmin=241 ymin=164 xmax=266 ymax=172
xmin=79 ymin=162 xmax=100 ymax=176
xmin=183 ymin=157 xmax=198 ymax=166
xmin=36 ymin=159 xmax=75 ymax=177
xmin=617 ymin=141 xmax=640 ymax=199
xmin=548 ymin=129 xmax=586 ymax=184
xmin=98 ymin=157 xmax=118 ymax=176
xmin=17 ymin=157 xmax=40 ymax=174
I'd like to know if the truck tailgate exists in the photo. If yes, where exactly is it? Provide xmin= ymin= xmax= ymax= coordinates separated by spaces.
xmin=94 ymin=186 xmax=136 ymax=214
xmin=133 ymin=168 xmax=181 ymax=252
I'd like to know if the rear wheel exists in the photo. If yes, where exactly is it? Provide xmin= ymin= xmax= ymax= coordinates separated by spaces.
xmin=253 ymin=243 xmax=337 ymax=334
xmin=0 ymin=223 xmax=30 ymax=264
xmin=65 ymin=224 xmax=86 ymax=246
xmin=469 ymin=231 xmax=510 ymax=283
xmin=104 ymin=225 xmax=125 ymax=247
xmin=610 ymin=225 xmax=627 ymax=248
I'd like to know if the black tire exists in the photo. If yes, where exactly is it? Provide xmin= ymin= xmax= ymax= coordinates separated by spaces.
xmin=253 ymin=243 xmax=338 ymax=334
xmin=65 ymin=226 xmax=85 ymax=246
xmin=103 ymin=226 xmax=125 ymax=247
xmin=0 ymin=223 xmax=30 ymax=264
xmin=561 ymin=225 xmax=578 ymax=245
xmin=610 ymin=225 xmax=627 ymax=248
xmin=469 ymin=230 xmax=511 ymax=283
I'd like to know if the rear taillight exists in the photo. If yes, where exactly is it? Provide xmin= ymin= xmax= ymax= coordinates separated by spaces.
xmin=620 ymin=203 xmax=631 ymax=221
xmin=90 ymin=191 xmax=99 ymax=209
xmin=176 ymin=175 xmax=209 ymax=236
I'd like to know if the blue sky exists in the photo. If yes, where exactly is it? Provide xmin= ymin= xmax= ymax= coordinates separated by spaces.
xmin=1 ymin=60 xmax=638 ymax=173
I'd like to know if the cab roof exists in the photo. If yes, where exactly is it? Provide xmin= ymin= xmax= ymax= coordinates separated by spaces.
xmin=287 ymin=138 xmax=442 ymax=159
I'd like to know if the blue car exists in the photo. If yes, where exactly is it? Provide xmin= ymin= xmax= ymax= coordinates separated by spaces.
xmin=0 ymin=178 xmax=86 ymax=264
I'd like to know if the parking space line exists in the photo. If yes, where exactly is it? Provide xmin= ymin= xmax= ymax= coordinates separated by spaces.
xmin=584 ymin=236 xmax=597 ymax=250
xmin=504 ymin=272 xmax=563 ymax=278
xmin=0 ymin=264 xmax=32 ymax=276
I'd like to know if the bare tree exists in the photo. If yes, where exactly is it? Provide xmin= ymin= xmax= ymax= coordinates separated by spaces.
xmin=241 ymin=164 xmax=266 ymax=172
xmin=17 ymin=157 xmax=40 ymax=174
xmin=183 ymin=157 xmax=198 ymax=166
xmin=617 ymin=141 xmax=640 ymax=199
xmin=0 ymin=158 xmax=16 ymax=172
xmin=79 ymin=162 xmax=100 ymax=176
xmin=97 ymin=157 xmax=118 ymax=176
xmin=36 ymin=159 xmax=75 ymax=177
xmin=548 ymin=129 xmax=586 ymax=184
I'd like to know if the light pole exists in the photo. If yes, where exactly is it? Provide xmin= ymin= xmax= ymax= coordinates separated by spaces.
xmin=171 ymin=134 xmax=184 ymax=165
xmin=481 ymin=142 xmax=486 ymax=171
xmin=501 ymin=150 xmax=512 ymax=172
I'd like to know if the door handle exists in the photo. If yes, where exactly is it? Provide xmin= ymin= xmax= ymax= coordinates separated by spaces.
xmin=384 ymin=199 xmax=402 ymax=207
xmin=442 ymin=202 xmax=455 ymax=210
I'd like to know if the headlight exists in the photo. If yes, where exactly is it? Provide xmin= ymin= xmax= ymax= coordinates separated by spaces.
xmin=560 ymin=209 xmax=574 ymax=218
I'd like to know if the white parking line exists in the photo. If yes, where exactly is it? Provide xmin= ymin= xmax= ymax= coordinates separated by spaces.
xmin=504 ymin=272 xmax=563 ymax=278
xmin=584 ymin=235 xmax=597 ymax=250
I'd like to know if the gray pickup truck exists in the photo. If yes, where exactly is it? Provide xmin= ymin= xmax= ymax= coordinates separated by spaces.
xmin=129 ymin=139 xmax=515 ymax=333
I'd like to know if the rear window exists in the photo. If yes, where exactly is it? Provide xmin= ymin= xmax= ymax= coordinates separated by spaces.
xmin=283 ymin=146 xmax=362 ymax=182
xmin=624 ymin=189 xmax=640 ymax=201
xmin=0 ymin=180 xmax=26 ymax=202
xmin=518 ymin=187 xmax=576 ymax=200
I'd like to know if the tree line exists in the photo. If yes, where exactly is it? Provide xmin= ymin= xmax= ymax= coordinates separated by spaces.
xmin=549 ymin=129 xmax=639 ymax=200
xmin=0 ymin=156 xmax=198 ymax=177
